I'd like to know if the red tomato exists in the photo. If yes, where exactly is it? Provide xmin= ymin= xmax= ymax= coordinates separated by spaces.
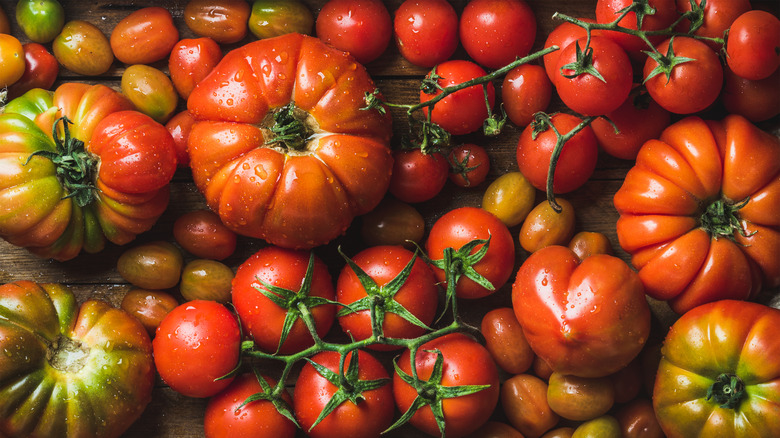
xmin=336 ymin=245 xmax=438 ymax=350
xmin=596 ymin=0 xmax=678 ymax=55
xmin=153 ymin=300 xmax=241 ymax=398
xmin=425 ymin=207 xmax=515 ymax=299
xmin=168 ymin=37 xmax=223 ymax=99
xmin=389 ymin=149 xmax=449 ymax=203
xmin=5 ymin=42 xmax=58 ymax=100
xmin=675 ymin=0 xmax=751 ymax=48
xmin=315 ymin=0 xmax=392 ymax=64
xmin=184 ymin=0 xmax=250 ymax=44
xmin=722 ymin=66 xmax=780 ymax=122
xmin=173 ymin=209 xmax=237 ymax=260
xmin=512 ymin=246 xmax=651 ymax=378
xmin=294 ymin=350 xmax=394 ymax=438
xmin=643 ymin=36 xmax=723 ymax=114
xmin=110 ymin=7 xmax=178 ymax=65
xmin=726 ymin=10 xmax=780 ymax=81
xmin=393 ymin=0 xmax=458 ymax=68
xmin=516 ymin=112 xmax=598 ymax=194
xmin=393 ymin=333 xmax=500 ymax=438
xmin=231 ymin=246 xmax=336 ymax=354
xmin=448 ymin=143 xmax=491 ymax=188
xmin=204 ymin=373 xmax=296 ymax=438
xmin=502 ymin=64 xmax=552 ymax=128
xmin=165 ymin=109 xmax=197 ymax=167
xmin=420 ymin=60 xmax=496 ymax=136
xmin=542 ymin=18 xmax=595 ymax=83
xmin=459 ymin=0 xmax=537 ymax=69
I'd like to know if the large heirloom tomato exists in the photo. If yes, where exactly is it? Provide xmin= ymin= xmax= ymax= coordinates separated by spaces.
xmin=613 ymin=115 xmax=780 ymax=314
xmin=0 ymin=280 xmax=155 ymax=438
xmin=187 ymin=33 xmax=393 ymax=249
xmin=0 ymin=84 xmax=177 ymax=261
xmin=654 ymin=300 xmax=780 ymax=438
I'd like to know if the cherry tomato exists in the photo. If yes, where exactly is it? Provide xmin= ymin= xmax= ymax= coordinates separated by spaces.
xmin=393 ymin=0 xmax=458 ymax=68
xmin=420 ymin=60 xmax=496 ymax=136
xmin=184 ymin=0 xmax=251 ymax=44
xmin=459 ymin=0 xmax=537 ymax=69
xmin=502 ymin=63 xmax=552 ymax=127
xmin=165 ymin=110 xmax=197 ymax=167
xmin=117 ymin=241 xmax=184 ymax=290
xmin=481 ymin=307 xmax=535 ymax=374
xmin=359 ymin=197 xmax=425 ymax=248
xmin=675 ymin=0 xmax=751 ymax=49
xmin=120 ymin=288 xmax=179 ymax=337
xmin=5 ymin=42 xmax=57 ymax=100
xmin=388 ymin=149 xmax=449 ymax=203
xmin=173 ymin=209 xmax=238 ymax=260
xmin=121 ymin=64 xmax=178 ymax=123
xmin=449 ymin=143 xmax=491 ymax=188
xmin=596 ymin=0 xmax=678 ymax=56
xmin=614 ymin=398 xmax=665 ymax=438
xmin=110 ymin=7 xmax=179 ymax=65
xmin=180 ymin=259 xmax=235 ymax=303
xmin=168 ymin=37 xmax=223 ymax=99
xmin=568 ymin=231 xmax=614 ymax=261
xmin=501 ymin=374 xmax=560 ymax=438
xmin=248 ymin=0 xmax=314 ymax=39
xmin=722 ymin=66 xmax=780 ymax=122
xmin=315 ymin=0 xmax=392 ymax=65
xmin=15 ymin=0 xmax=64 ymax=43
xmin=726 ymin=10 xmax=780 ymax=81
xmin=0 ymin=34 xmax=25 ymax=87
xmin=52 ymin=20 xmax=114 ymax=76
xmin=481 ymin=171 xmax=537 ymax=228
xmin=153 ymin=300 xmax=241 ymax=398
xmin=542 ymin=19 xmax=594 ymax=83
xmin=519 ymin=198 xmax=576 ymax=253
xmin=547 ymin=372 xmax=615 ymax=422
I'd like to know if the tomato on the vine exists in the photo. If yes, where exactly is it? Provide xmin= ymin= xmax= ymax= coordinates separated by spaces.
xmin=389 ymin=149 xmax=449 ymax=203
xmin=502 ymin=64 xmax=552 ymax=128
xmin=459 ymin=0 xmax=537 ymax=69
xmin=675 ymin=0 xmax=751 ymax=48
xmin=394 ymin=0 xmax=458 ymax=68
xmin=542 ymin=19 xmax=595 ymax=83
xmin=448 ymin=143 xmax=491 ymax=188
xmin=726 ymin=10 xmax=780 ymax=81
xmin=315 ymin=0 xmax=392 ymax=65
xmin=596 ymin=0 xmax=678 ymax=56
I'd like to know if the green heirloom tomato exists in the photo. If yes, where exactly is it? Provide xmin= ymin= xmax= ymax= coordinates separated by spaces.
xmin=0 ymin=280 xmax=155 ymax=438
xmin=249 ymin=0 xmax=314 ymax=39
xmin=16 ymin=0 xmax=65 ymax=43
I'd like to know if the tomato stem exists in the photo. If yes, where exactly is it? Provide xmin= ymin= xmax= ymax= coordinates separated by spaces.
xmin=265 ymin=103 xmax=312 ymax=151
xmin=706 ymin=373 xmax=746 ymax=409
xmin=700 ymin=197 xmax=755 ymax=240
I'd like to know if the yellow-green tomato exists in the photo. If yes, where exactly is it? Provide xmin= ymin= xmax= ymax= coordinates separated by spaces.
xmin=482 ymin=171 xmax=537 ymax=227
xmin=571 ymin=415 xmax=621 ymax=438
xmin=118 ymin=241 xmax=184 ymax=290
xmin=519 ymin=198 xmax=576 ymax=253
xmin=16 ymin=0 xmax=65 ymax=43
xmin=249 ymin=0 xmax=314 ymax=39
xmin=0 ymin=34 xmax=25 ymax=87
xmin=547 ymin=372 xmax=615 ymax=422
xmin=52 ymin=20 xmax=114 ymax=76
xmin=121 ymin=64 xmax=178 ymax=123
xmin=179 ymin=259 xmax=235 ymax=303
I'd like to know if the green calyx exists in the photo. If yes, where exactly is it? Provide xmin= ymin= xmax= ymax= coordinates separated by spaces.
xmin=25 ymin=116 xmax=98 ymax=208
xmin=266 ymin=103 xmax=311 ymax=152
xmin=700 ymin=197 xmax=755 ymax=240
xmin=643 ymin=36 xmax=696 ymax=84
xmin=560 ymin=41 xmax=607 ymax=83
xmin=706 ymin=373 xmax=746 ymax=409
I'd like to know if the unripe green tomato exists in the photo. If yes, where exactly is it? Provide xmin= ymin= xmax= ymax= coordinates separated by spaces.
xmin=571 ymin=415 xmax=621 ymax=438
xmin=16 ymin=0 xmax=65 ymax=43
xmin=121 ymin=64 xmax=178 ymax=123
xmin=53 ymin=20 xmax=114 ymax=76
xmin=118 ymin=241 xmax=184 ymax=290
xmin=482 ymin=171 xmax=537 ymax=227
xmin=179 ymin=259 xmax=235 ymax=304
xmin=248 ymin=0 xmax=314 ymax=39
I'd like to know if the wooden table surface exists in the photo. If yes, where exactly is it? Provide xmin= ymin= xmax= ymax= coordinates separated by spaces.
xmin=1 ymin=0 xmax=778 ymax=437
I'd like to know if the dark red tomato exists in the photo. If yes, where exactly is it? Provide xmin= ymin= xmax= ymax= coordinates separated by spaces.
xmin=389 ymin=149 xmax=449 ymax=203
xmin=449 ymin=143 xmax=490 ymax=188
xmin=153 ymin=300 xmax=241 ymax=398
xmin=643 ymin=36 xmax=723 ymax=114
xmin=315 ymin=0 xmax=392 ymax=64
xmin=173 ymin=209 xmax=237 ymax=260
xmin=294 ymin=350 xmax=394 ymax=438
xmin=120 ymin=288 xmax=179 ymax=337
xmin=481 ymin=307 xmax=535 ymax=375
xmin=502 ymin=63 xmax=552 ymax=127
xmin=168 ymin=37 xmax=223 ymax=99
xmin=459 ymin=0 xmax=537 ymax=69
xmin=359 ymin=197 xmax=426 ymax=248
xmin=231 ymin=246 xmax=336 ymax=354
xmin=726 ymin=10 xmax=780 ymax=81
xmin=596 ymin=0 xmax=678 ymax=55
xmin=394 ymin=0 xmax=458 ymax=68
xmin=204 ymin=373 xmax=297 ymax=438
xmin=722 ymin=66 xmax=780 ymax=122
xmin=420 ymin=59 xmax=496 ymax=136
xmin=425 ymin=207 xmax=515 ymax=299
xmin=675 ymin=0 xmax=751 ymax=49
xmin=184 ymin=0 xmax=251 ymax=44
xmin=5 ymin=42 xmax=58 ymax=100
xmin=554 ymin=36 xmax=633 ymax=116
xmin=516 ymin=112 xmax=598 ymax=194
xmin=336 ymin=245 xmax=438 ymax=350
xmin=110 ymin=7 xmax=179 ymax=65
xmin=542 ymin=18 xmax=596 ymax=83
xmin=393 ymin=333 xmax=500 ymax=438
xmin=165 ymin=109 xmax=197 ymax=167
xmin=614 ymin=398 xmax=665 ymax=438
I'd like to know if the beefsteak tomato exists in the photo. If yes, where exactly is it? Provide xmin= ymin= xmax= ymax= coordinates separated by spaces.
xmin=0 ymin=280 xmax=155 ymax=438
xmin=613 ymin=115 xmax=780 ymax=314
xmin=187 ymin=33 xmax=393 ymax=249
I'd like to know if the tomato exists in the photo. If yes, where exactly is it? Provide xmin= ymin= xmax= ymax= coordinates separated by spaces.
xmin=726 ymin=10 xmax=780 ymax=81
xmin=516 ymin=113 xmax=598 ymax=194
xmin=359 ymin=197 xmax=425 ymax=248
xmin=481 ymin=171 xmax=537 ymax=228
xmin=165 ymin=110 xmax=197 ymax=167
xmin=0 ymin=84 xmax=176 ymax=260
xmin=0 ymin=4 xmax=9 ymax=34
xmin=571 ymin=416 xmax=621 ymax=438
xmin=533 ymin=355 xmax=555 ymax=381
xmin=500 ymin=374 xmax=559 ymax=438
xmin=449 ymin=143 xmax=490 ymax=188
xmin=614 ymin=398 xmax=664 ymax=438
xmin=643 ymin=36 xmax=723 ymax=114
xmin=184 ymin=0 xmax=251 ymax=44
xmin=204 ymin=373 xmax=297 ymax=438
xmin=294 ymin=350 xmax=394 ymax=438
xmin=231 ymin=246 xmax=336 ymax=354
xmin=519 ymin=198 xmax=576 ymax=254
xmin=591 ymin=87 xmax=671 ymax=160
xmin=512 ymin=245 xmax=651 ymax=378
xmin=249 ymin=0 xmax=314 ymax=39
xmin=542 ymin=19 xmax=594 ymax=83
xmin=187 ymin=33 xmax=393 ymax=249
xmin=653 ymin=300 xmax=780 ymax=438
xmin=502 ymin=64 xmax=552 ymax=128
xmin=393 ymin=333 xmax=500 ymax=438
xmin=0 ymin=280 xmax=155 ymax=438
xmin=613 ymin=115 xmax=780 ymax=314
xmin=389 ymin=149 xmax=449 ymax=203
xmin=542 ymin=427 xmax=576 ymax=438
xmin=568 ymin=231 xmax=614 ymax=261
xmin=180 ymin=259 xmax=234 ymax=303
xmin=675 ymin=0 xmax=751 ymax=48
xmin=315 ymin=0 xmax=392 ymax=64
xmin=5 ymin=43 xmax=58 ymax=100
xmin=420 ymin=60 xmax=496 ymax=136
xmin=110 ymin=7 xmax=179 ymax=65
xmin=481 ymin=308 xmax=535 ymax=374
xmin=173 ymin=209 xmax=238 ymax=260
xmin=336 ymin=245 xmax=438 ymax=350
xmin=466 ymin=421 xmax=525 ymax=438
xmin=596 ymin=0 xmax=678 ymax=56
xmin=0 ymin=34 xmax=24 ymax=87
xmin=121 ymin=288 xmax=179 ymax=337
xmin=121 ymin=64 xmax=178 ymax=123
xmin=52 ymin=20 xmax=114 ymax=76
xmin=168 ymin=37 xmax=223 ymax=99
xmin=393 ymin=0 xmax=458 ymax=68
xmin=609 ymin=357 xmax=643 ymax=403
xmin=117 ymin=241 xmax=184 ymax=290
xmin=15 ymin=0 xmax=64 ymax=43
xmin=547 ymin=372 xmax=615 ymax=421
xmin=425 ymin=207 xmax=515 ymax=299
xmin=459 ymin=0 xmax=537 ymax=69
xmin=554 ymin=36 xmax=633 ymax=116
xmin=722 ymin=66 xmax=780 ymax=122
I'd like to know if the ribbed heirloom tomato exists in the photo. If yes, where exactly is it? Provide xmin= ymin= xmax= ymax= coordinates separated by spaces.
xmin=187 ymin=33 xmax=393 ymax=249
